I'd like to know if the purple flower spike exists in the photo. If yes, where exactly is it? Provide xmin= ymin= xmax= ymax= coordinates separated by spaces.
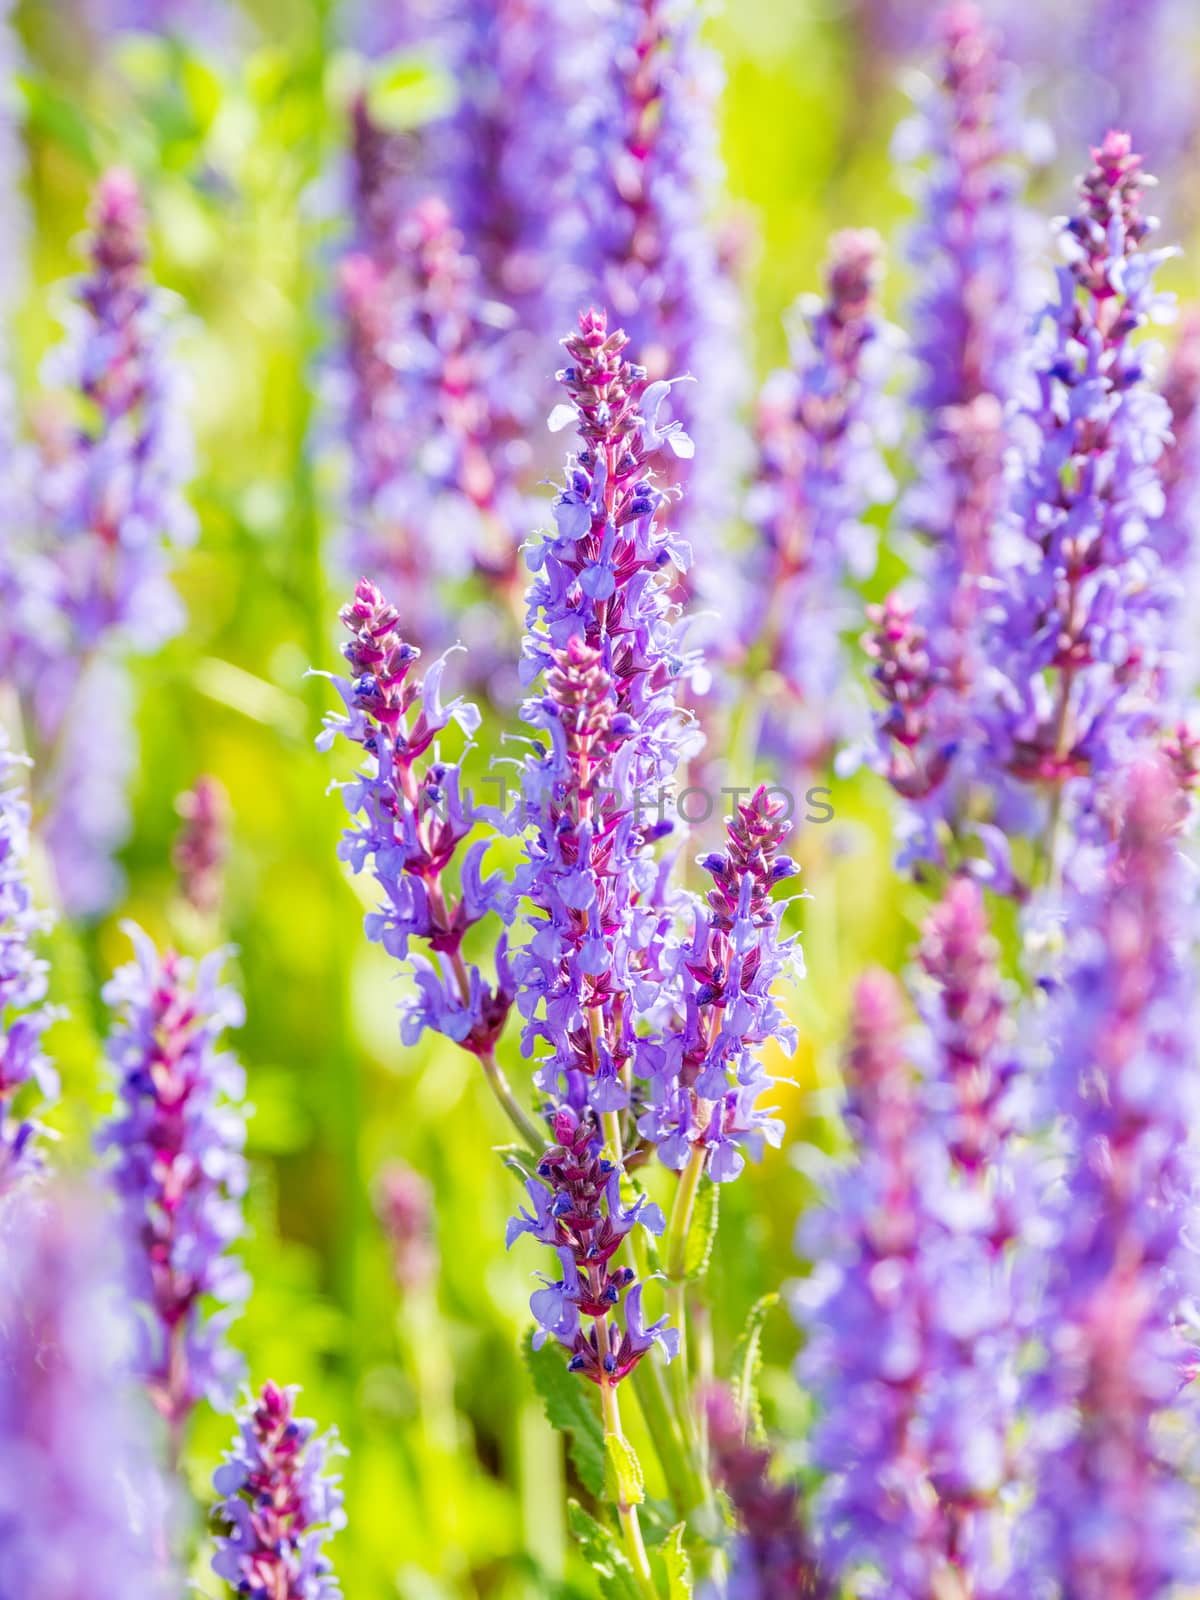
xmin=581 ymin=0 xmax=748 ymax=573
xmin=39 ymin=167 xmax=195 ymax=653
xmin=0 ymin=1184 xmax=174 ymax=1599
xmin=512 ymin=311 xmax=699 ymax=1113
xmin=1017 ymin=758 xmax=1200 ymax=1595
xmin=745 ymin=229 xmax=895 ymax=768
xmin=318 ymin=577 xmax=513 ymax=1062
xmin=7 ymin=168 xmax=196 ymax=915
xmin=507 ymin=1105 xmax=674 ymax=1388
xmin=637 ymin=785 xmax=800 ymax=1182
xmin=916 ymin=878 xmax=1011 ymax=1174
xmin=797 ymin=971 xmax=949 ymax=1596
xmin=865 ymin=9 xmax=1032 ymax=868
xmin=0 ymin=738 xmax=59 ymax=1194
xmin=212 ymin=1380 xmax=346 ymax=1600
xmin=99 ymin=926 xmax=249 ymax=1444
xmin=374 ymin=1161 xmax=436 ymax=1294
xmin=706 ymin=1386 xmax=828 ymax=1600
xmin=903 ymin=4 xmax=1031 ymax=418
xmin=173 ymin=774 xmax=230 ymax=917
xmin=980 ymin=132 xmax=1175 ymax=871
xmin=338 ymin=198 xmax=528 ymax=634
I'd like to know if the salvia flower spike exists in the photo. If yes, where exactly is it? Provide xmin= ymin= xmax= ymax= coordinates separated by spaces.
xmin=638 ymin=783 xmax=801 ymax=1183
xmin=982 ymin=132 xmax=1175 ymax=883
xmin=0 ymin=1184 xmax=175 ymax=1598
xmin=745 ymin=228 xmax=895 ymax=768
xmin=212 ymin=1380 xmax=346 ymax=1600
xmin=507 ymin=1105 xmax=676 ymax=1385
xmin=317 ymin=577 xmax=538 ymax=1146
xmin=99 ymin=925 xmax=249 ymax=1452
xmin=1017 ymin=758 xmax=1200 ymax=1594
xmin=512 ymin=309 xmax=698 ymax=1119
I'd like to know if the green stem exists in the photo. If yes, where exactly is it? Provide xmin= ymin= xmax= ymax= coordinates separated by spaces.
xmin=479 ymin=1046 xmax=544 ymax=1156
xmin=663 ymin=1145 xmax=708 ymax=1450
xmin=600 ymin=1378 xmax=660 ymax=1600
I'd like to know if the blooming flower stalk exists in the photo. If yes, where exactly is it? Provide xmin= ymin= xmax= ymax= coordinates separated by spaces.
xmin=745 ymin=229 xmax=895 ymax=768
xmin=512 ymin=310 xmax=697 ymax=1121
xmin=12 ymin=168 xmax=196 ymax=914
xmin=638 ymin=785 xmax=800 ymax=1185
xmin=581 ymin=0 xmax=747 ymax=566
xmin=796 ymin=972 xmax=945 ymax=1596
xmin=865 ymin=9 xmax=1033 ymax=866
xmin=911 ymin=878 xmax=1020 ymax=1590
xmin=173 ymin=774 xmax=230 ymax=918
xmin=337 ymin=196 xmax=527 ymax=646
xmin=980 ymin=132 xmax=1174 ymax=885
xmin=212 ymin=1380 xmax=345 ymax=1600
xmin=1017 ymin=757 xmax=1200 ymax=1594
xmin=0 ymin=1183 xmax=172 ymax=1597
xmin=507 ymin=1105 xmax=675 ymax=1383
xmin=99 ymin=925 xmax=249 ymax=1456
xmin=0 ymin=737 xmax=58 ymax=1193
xmin=706 ymin=1385 xmax=827 ymax=1599
xmin=318 ymin=577 xmax=535 ymax=1145
xmin=375 ymin=1160 xmax=436 ymax=1294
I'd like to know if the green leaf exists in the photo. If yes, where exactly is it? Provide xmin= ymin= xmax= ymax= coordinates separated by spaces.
xmin=731 ymin=1293 xmax=779 ymax=1442
xmin=18 ymin=75 xmax=98 ymax=169
xmin=604 ymin=1431 xmax=645 ymax=1509
xmin=683 ymin=1179 xmax=719 ymax=1281
xmin=523 ymin=1331 xmax=606 ymax=1498
xmin=662 ymin=1524 xmax=693 ymax=1599
xmin=567 ymin=1501 xmax=643 ymax=1600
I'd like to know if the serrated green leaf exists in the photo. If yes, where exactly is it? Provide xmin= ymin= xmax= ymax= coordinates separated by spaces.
xmin=731 ymin=1293 xmax=779 ymax=1442
xmin=604 ymin=1431 xmax=645 ymax=1508
xmin=683 ymin=1179 xmax=719 ymax=1280
xmin=523 ymin=1331 xmax=606 ymax=1498
xmin=567 ymin=1500 xmax=643 ymax=1600
xmin=662 ymin=1523 xmax=693 ymax=1598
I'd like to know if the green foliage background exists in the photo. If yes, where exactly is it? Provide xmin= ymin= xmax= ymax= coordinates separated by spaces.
xmin=11 ymin=1 xmax=1197 ymax=1593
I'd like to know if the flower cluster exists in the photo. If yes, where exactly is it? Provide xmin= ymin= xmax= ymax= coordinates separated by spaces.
xmin=212 ymin=1380 xmax=345 ymax=1600
xmin=11 ymin=168 xmax=195 ymax=914
xmin=706 ymin=1386 xmax=827 ymax=1600
xmin=981 ymin=132 xmax=1174 ymax=870
xmin=511 ymin=310 xmax=697 ymax=1115
xmin=1017 ymin=758 xmax=1200 ymax=1593
xmin=337 ymin=196 xmax=527 ymax=635
xmin=910 ymin=878 xmax=1020 ymax=1586
xmin=0 ymin=738 xmax=58 ymax=1194
xmin=638 ymin=785 xmax=800 ymax=1183
xmin=0 ymin=1184 xmax=172 ymax=1599
xmin=745 ymin=229 xmax=894 ymax=768
xmin=900 ymin=3 xmax=1030 ymax=419
xmin=38 ymin=167 xmax=195 ymax=653
xmin=99 ymin=926 xmax=249 ymax=1444
xmin=796 ymin=971 xmax=947 ymax=1596
xmin=374 ymin=1160 xmax=436 ymax=1294
xmin=581 ymin=0 xmax=747 ymax=567
xmin=173 ymin=774 xmax=230 ymax=918
xmin=507 ymin=1105 xmax=675 ymax=1385
xmin=319 ymin=577 xmax=514 ymax=1061
xmin=866 ymin=8 xmax=1031 ymax=864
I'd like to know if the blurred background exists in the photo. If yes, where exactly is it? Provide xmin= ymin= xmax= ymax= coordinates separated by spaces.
xmin=7 ymin=0 xmax=1200 ymax=1593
